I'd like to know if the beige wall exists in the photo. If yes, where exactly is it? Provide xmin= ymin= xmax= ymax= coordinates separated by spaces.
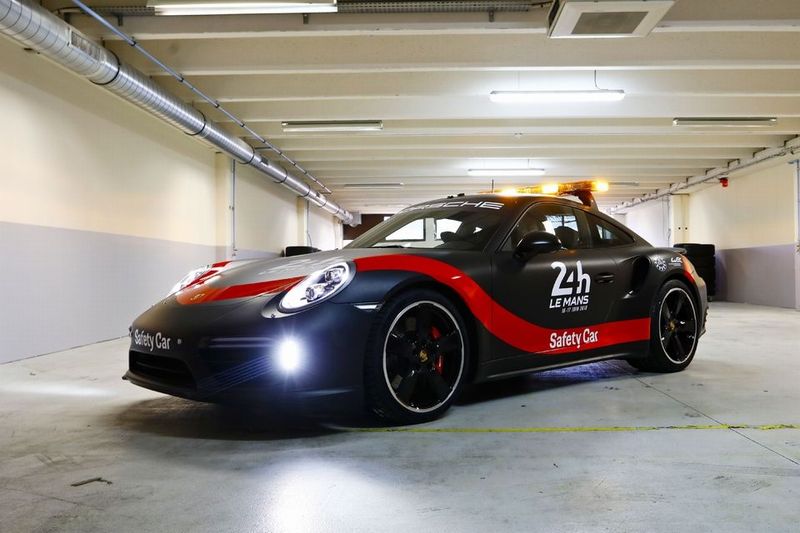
xmin=230 ymin=162 xmax=302 ymax=256
xmin=687 ymin=160 xmax=797 ymax=249
xmin=0 ymin=37 xmax=343 ymax=256
xmin=307 ymin=202 xmax=343 ymax=251
xmin=0 ymin=38 xmax=219 ymax=246
xmin=622 ymin=196 xmax=671 ymax=247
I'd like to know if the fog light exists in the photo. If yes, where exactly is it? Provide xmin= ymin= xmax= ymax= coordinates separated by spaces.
xmin=277 ymin=338 xmax=303 ymax=373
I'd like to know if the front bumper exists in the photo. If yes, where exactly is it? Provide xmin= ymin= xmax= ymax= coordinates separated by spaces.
xmin=125 ymin=293 xmax=378 ymax=411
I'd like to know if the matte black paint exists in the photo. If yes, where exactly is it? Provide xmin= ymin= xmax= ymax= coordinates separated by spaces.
xmin=126 ymin=194 xmax=708 ymax=411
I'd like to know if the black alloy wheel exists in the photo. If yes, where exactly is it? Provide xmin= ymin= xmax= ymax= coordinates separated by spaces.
xmin=659 ymin=286 xmax=698 ymax=365
xmin=365 ymin=289 xmax=468 ymax=424
xmin=630 ymin=279 xmax=699 ymax=373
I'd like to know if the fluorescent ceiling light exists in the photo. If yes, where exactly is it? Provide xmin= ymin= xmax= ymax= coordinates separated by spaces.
xmin=490 ymin=90 xmax=625 ymax=103
xmin=672 ymin=117 xmax=777 ymax=128
xmin=343 ymin=183 xmax=404 ymax=189
xmin=148 ymin=0 xmax=337 ymax=16
xmin=468 ymin=168 xmax=546 ymax=177
xmin=281 ymin=120 xmax=383 ymax=133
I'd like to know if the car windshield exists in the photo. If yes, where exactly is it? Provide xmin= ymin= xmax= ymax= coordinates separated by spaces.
xmin=346 ymin=205 xmax=506 ymax=251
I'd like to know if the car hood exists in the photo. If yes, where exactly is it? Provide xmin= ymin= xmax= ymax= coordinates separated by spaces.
xmin=169 ymin=248 xmax=409 ymax=306
xmin=216 ymin=248 xmax=406 ymax=286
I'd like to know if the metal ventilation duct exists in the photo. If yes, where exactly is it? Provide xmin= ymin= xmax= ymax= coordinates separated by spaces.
xmin=0 ymin=0 xmax=353 ymax=224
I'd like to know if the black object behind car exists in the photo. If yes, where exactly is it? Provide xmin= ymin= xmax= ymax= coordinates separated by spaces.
xmin=675 ymin=243 xmax=716 ymax=297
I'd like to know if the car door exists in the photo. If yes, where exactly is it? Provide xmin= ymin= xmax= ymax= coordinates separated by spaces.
xmin=489 ymin=201 xmax=621 ymax=368
xmin=582 ymin=210 xmax=653 ymax=323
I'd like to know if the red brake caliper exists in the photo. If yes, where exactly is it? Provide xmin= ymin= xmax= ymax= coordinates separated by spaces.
xmin=431 ymin=326 xmax=444 ymax=375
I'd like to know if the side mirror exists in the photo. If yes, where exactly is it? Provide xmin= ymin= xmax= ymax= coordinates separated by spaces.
xmin=514 ymin=231 xmax=561 ymax=260
xmin=284 ymin=246 xmax=321 ymax=257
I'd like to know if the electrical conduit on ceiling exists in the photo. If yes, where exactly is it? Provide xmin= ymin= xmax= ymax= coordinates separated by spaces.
xmin=0 ymin=0 xmax=353 ymax=224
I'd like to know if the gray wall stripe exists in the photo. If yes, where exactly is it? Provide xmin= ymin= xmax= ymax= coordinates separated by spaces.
xmin=716 ymin=244 xmax=797 ymax=309
xmin=0 ymin=221 xmax=225 ymax=363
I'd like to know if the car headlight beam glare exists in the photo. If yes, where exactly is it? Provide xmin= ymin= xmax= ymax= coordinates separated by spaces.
xmin=277 ymin=338 xmax=303 ymax=374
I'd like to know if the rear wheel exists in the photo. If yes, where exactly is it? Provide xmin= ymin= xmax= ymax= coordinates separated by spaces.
xmin=630 ymin=279 xmax=699 ymax=373
xmin=365 ymin=289 xmax=469 ymax=424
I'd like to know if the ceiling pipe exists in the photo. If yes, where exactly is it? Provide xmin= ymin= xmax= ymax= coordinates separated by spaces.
xmin=0 ymin=0 xmax=353 ymax=225
xmin=611 ymin=136 xmax=800 ymax=214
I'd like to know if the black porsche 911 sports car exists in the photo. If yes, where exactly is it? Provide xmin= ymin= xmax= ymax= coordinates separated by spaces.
xmin=126 ymin=182 xmax=707 ymax=424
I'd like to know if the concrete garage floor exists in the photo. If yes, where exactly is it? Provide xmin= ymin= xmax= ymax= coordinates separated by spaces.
xmin=1 ymin=302 xmax=799 ymax=533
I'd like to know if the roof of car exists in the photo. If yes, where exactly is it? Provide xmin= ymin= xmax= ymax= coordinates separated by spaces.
xmin=406 ymin=193 xmax=581 ymax=209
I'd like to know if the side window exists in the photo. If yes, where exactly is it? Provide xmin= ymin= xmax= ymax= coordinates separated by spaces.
xmin=503 ymin=203 xmax=589 ymax=251
xmin=586 ymin=213 xmax=634 ymax=247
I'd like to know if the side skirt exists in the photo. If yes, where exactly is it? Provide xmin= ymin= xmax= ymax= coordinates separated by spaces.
xmin=476 ymin=341 xmax=649 ymax=383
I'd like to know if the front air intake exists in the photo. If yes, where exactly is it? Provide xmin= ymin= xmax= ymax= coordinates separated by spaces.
xmin=548 ymin=0 xmax=674 ymax=38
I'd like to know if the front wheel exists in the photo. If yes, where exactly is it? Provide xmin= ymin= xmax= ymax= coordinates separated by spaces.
xmin=365 ymin=289 xmax=469 ymax=424
xmin=630 ymin=279 xmax=699 ymax=373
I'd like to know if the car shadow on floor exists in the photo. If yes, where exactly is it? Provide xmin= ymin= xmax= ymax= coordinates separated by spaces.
xmin=107 ymin=396 xmax=345 ymax=441
xmin=107 ymin=360 xmax=640 ymax=440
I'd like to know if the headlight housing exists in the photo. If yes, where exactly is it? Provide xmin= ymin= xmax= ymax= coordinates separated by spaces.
xmin=168 ymin=261 xmax=231 ymax=296
xmin=278 ymin=262 xmax=353 ymax=312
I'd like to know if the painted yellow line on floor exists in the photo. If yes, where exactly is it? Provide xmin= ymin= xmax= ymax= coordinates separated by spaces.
xmin=353 ymin=423 xmax=800 ymax=434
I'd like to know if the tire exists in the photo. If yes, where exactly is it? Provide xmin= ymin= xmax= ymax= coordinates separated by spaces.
xmin=364 ymin=289 xmax=470 ymax=424
xmin=629 ymin=279 xmax=700 ymax=373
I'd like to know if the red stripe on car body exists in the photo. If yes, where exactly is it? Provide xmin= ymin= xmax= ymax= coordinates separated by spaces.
xmin=176 ymin=277 xmax=303 ymax=305
xmin=355 ymin=255 xmax=650 ymax=355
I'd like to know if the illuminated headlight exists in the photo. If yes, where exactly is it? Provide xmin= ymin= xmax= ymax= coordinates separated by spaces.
xmin=168 ymin=265 xmax=210 ymax=296
xmin=279 ymin=262 xmax=353 ymax=312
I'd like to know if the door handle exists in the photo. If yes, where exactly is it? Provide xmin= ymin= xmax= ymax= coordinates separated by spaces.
xmin=595 ymin=272 xmax=615 ymax=284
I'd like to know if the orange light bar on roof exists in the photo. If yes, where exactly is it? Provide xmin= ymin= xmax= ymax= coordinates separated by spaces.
xmin=480 ymin=180 xmax=608 ymax=211
xmin=485 ymin=180 xmax=610 ymax=196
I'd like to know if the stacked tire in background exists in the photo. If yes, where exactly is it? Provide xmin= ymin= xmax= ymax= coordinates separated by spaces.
xmin=675 ymin=243 xmax=716 ymax=299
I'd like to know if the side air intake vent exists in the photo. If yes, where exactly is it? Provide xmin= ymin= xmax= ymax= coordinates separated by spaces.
xmin=548 ymin=0 xmax=674 ymax=38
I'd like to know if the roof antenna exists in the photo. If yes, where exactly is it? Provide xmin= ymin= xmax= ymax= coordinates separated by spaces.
xmin=491 ymin=179 xmax=495 ymax=193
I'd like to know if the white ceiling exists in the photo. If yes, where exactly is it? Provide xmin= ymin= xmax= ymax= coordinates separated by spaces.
xmin=55 ymin=0 xmax=800 ymax=213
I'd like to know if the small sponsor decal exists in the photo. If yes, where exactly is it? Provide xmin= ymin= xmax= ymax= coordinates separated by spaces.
xmin=132 ymin=329 xmax=173 ymax=352
xmin=549 ymin=327 xmax=600 ymax=350
xmin=654 ymin=257 xmax=668 ymax=272
xmin=670 ymin=256 xmax=683 ymax=266
xmin=549 ymin=261 xmax=591 ymax=313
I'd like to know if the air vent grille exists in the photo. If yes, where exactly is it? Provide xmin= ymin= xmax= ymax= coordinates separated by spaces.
xmin=548 ymin=0 xmax=675 ymax=38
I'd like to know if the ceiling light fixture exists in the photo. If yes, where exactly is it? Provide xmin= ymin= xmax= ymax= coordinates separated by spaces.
xmin=148 ymin=0 xmax=337 ymax=16
xmin=489 ymin=89 xmax=625 ymax=103
xmin=281 ymin=120 xmax=383 ymax=133
xmin=672 ymin=117 xmax=777 ymax=128
xmin=468 ymin=168 xmax=546 ymax=177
